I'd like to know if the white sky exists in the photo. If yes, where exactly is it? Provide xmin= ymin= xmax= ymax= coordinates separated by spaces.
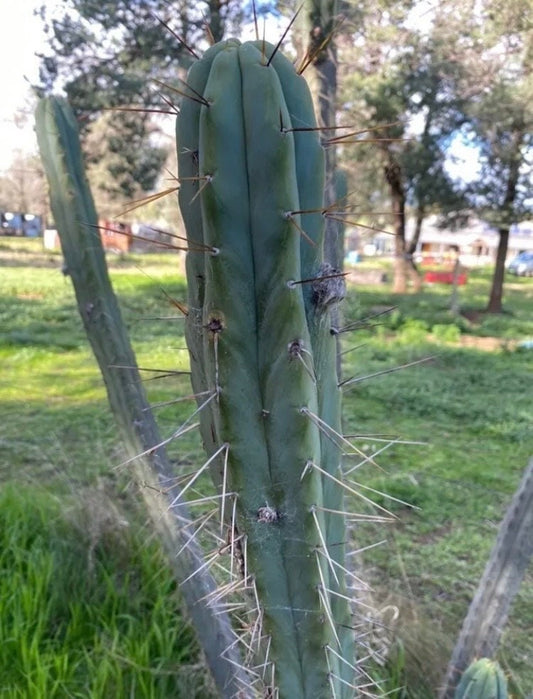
xmin=0 ymin=1 xmax=57 ymax=171
xmin=0 ymin=2 xmax=283 ymax=174
xmin=0 ymin=2 xmax=477 ymax=185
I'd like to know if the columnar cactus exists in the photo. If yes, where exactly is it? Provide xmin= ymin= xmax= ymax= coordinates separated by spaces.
xmin=177 ymin=39 xmax=353 ymax=697
xmin=35 ymin=96 xmax=249 ymax=697
xmin=454 ymin=659 xmax=508 ymax=699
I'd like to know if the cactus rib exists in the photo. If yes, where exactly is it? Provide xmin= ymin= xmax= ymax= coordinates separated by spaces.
xmin=178 ymin=40 xmax=353 ymax=698
xmin=454 ymin=658 xmax=508 ymax=699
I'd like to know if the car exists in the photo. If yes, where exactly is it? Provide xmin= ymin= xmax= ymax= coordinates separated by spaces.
xmin=507 ymin=251 xmax=533 ymax=276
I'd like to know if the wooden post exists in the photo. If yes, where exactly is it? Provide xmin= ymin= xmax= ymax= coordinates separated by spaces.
xmin=450 ymin=245 xmax=461 ymax=315
xmin=440 ymin=458 xmax=533 ymax=697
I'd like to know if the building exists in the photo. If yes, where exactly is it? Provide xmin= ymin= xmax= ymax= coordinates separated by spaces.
xmin=351 ymin=216 xmax=533 ymax=266
xmin=414 ymin=217 xmax=533 ymax=266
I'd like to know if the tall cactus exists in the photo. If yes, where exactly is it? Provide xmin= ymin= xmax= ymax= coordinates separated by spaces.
xmin=176 ymin=39 xmax=353 ymax=698
xmin=34 ymin=96 xmax=249 ymax=698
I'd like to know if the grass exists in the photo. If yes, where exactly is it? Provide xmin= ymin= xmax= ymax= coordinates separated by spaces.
xmin=342 ymin=260 xmax=533 ymax=695
xmin=0 ymin=482 xmax=212 ymax=698
xmin=1 ymin=238 xmax=532 ymax=696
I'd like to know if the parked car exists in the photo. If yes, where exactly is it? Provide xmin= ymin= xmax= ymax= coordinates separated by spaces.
xmin=507 ymin=251 xmax=533 ymax=276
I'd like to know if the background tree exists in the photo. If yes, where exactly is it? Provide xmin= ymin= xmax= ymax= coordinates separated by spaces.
xmin=84 ymin=110 xmax=167 ymax=215
xmin=336 ymin=1 xmax=412 ymax=292
xmin=36 ymin=0 xmax=246 ymax=207
xmin=339 ymin=8 xmax=468 ymax=292
xmin=452 ymin=0 xmax=533 ymax=312
xmin=468 ymin=84 xmax=532 ymax=313
xmin=0 ymin=154 xmax=48 ymax=218
xmin=400 ymin=33 xmax=468 ymax=259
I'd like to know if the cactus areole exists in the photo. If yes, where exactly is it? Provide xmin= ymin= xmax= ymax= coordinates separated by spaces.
xmin=177 ymin=40 xmax=352 ymax=698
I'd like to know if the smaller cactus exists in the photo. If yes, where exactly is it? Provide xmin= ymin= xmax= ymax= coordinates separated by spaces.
xmin=454 ymin=658 xmax=508 ymax=699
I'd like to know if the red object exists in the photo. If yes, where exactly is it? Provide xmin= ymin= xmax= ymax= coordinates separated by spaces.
xmin=99 ymin=219 xmax=132 ymax=252
xmin=424 ymin=271 xmax=468 ymax=285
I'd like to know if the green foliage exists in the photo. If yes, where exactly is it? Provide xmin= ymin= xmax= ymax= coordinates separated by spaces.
xmin=395 ymin=318 xmax=430 ymax=345
xmin=338 ymin=5 xmax=466 ymax=223
xmin=36 ymin=0 xmax=248 ymax=201
xmin=431 ymin=323 xmax=461 ymax=344
xmin=85 ymin=109 xmax=167 ymax=204
xmin=456 ymin=0 xmax=533 ymax=224
xmin=367 ymin=641 xmax=409 ymax=699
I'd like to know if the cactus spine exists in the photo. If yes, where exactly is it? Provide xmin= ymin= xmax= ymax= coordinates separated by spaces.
xmin=454 ymin=659 xmax=508 ymax=699
xmin=177 ymin=40 xmax=352 ymax=697
xmin=35 ymin=96 xmax=249 ymax=697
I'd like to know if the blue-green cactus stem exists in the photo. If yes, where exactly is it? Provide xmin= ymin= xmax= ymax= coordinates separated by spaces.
xmin=177 ymin=39 xmax=353 ymax=698
xmin=260 ymin=41 xmax=351 ymax=680
xmin=454 ymin=658 xmax=508 ymax=699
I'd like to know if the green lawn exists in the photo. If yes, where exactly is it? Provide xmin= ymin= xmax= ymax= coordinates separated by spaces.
xmin=340 ymin=263 xmax=533 ymax=696
xmin=1 ymin=239 xmax=532 ymax=696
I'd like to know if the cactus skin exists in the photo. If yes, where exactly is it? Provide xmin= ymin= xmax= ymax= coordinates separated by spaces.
xmin=454 ymin=659 xmax=508 ymax=699
xmin=35 ymin=96 xmax=251 ymax=697
xmin=177 ymin=40 xmax=352 ymax=698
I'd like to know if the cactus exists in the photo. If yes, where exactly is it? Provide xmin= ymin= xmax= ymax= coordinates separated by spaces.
xmin=441 ymin=458 xmax=533 ymax=698
xmin=176 ymin=39 xmax=353 ymax=697
xmin=35 ymin=96 xmax=249 ymax=698
xmin=454 ymin=658 xmax=508 ymax=699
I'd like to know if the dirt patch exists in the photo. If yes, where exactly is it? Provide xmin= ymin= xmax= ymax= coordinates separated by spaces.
xmin=457 ymin=335 xmax=516 ymax=351
xmin=414 ymin=521 xmax=453 ymax=544
xmin=347 ymin=268 xmax=389 ymax=284
xmin=16 ymin=292 xmax=46 ymax=301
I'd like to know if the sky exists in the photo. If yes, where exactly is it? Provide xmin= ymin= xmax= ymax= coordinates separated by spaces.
xmin=0 ymin=1 xmax=478 ymax=183
xmin=0 ymin=1 xmax=281 ymax=175
xmin=0 ymin=1 xmax=56 ymax=172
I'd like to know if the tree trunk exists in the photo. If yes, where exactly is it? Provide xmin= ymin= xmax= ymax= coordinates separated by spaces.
xmin=440 ymin=458 xmax=533 ymax=698
xmin=407 ymin=255 xmax=422 ymax=293
xmin=486 ymin=226 xmax=509 ymax=313
xmin=450 ymin=256 xmax=461 ymax=315
xmin=385 ymin=159 xmax=408 ymax=293
xmin=486 ymin=126 xmax=524 ymax=313
xmin=407 ymin=204 xmax=424 ymax=292
xmin=410 ymin=204 xmax=425 ymax=254
xmin=393 ymin=226 xmax=408 ymax=293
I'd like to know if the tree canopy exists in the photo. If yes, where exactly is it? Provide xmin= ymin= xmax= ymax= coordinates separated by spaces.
xmin=35 ymin=0 xmax=248 ymax=204
xmin=36 ymin=0 xmax=533 ymax=308
xmin=334 ymin=0 xmax=532 ymax=304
